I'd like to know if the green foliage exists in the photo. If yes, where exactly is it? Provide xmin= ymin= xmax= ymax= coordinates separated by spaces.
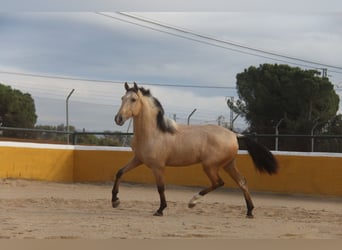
xmin=323 ymin=114 xmax=342 ymax=134
xmin=0 ymin=83 xmax=37 ymax=137
xmin=34 ymin=125 xmax=129 ymax=146
xmin=34 ymin=124 xmax=73 ymax=143
xmin=236 ymin=64 xmax=340 ymax=134
xmin=74 ymin=131 xmax=130 ymax=146
xmin=97 ymin=130 xmax=129 ymax=146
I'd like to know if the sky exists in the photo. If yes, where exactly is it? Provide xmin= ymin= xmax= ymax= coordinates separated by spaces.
xmin=1 ymin=9 xmax=342 ymax=132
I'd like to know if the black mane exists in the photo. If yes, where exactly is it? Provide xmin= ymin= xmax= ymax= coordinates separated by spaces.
xmin=127 ymin=86 xmax=176 ymax=134
xmin=138 ymin=87 xmax=151 ymax=96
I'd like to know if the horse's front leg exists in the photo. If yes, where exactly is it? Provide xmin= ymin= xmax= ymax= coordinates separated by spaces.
xmin=151 ymin=166 xmax=167 ymax=216
xmin=112 ymin=156 xmax=141 ymax=208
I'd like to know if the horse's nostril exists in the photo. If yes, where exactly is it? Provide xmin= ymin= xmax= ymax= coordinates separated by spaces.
xmin=115 ymin=114 xmax=123 ymax=125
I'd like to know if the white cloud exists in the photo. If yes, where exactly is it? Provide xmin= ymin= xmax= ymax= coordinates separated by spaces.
xmin=1 ymin=12 xmax=341 ymax=131
xmin=5 ymin=0 xmax=341 ymax=12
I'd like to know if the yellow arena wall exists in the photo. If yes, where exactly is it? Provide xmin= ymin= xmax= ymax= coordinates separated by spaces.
xmin=1 ymin=141 xmax=341 ymax=196
xmin=0 ymin=142 xmax=74 ymax=182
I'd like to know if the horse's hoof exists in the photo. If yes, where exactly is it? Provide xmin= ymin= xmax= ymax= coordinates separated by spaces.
xmin=246 ymin=214 xmax=254 ymax=219
xmin=153 ymin=211 xmax=163 ymax=216
xmin=112 ymin=199 xmax=120 ymax=208
xmin=188 ymin=203 xmax=196 ymax=209
xmin=188 ymin=194 xmax=201 ymax=209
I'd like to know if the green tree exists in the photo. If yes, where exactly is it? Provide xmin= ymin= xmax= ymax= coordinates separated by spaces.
xmin=313 ymin=115 xmax=342 ymax=152
xmin=235 ymin=64 xmax=340 ymax=151
xmin=324 ymin=114 xmax=342 ymax=134
xmin=236 ymin=64 xmax=339 ymax=134
xmin=0 ymin=83 xmax=37 ymax=137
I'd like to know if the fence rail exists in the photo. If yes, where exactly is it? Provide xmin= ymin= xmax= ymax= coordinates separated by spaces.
xmin=1 ymin=126 xmax=341 ymax=153
xmin=0 ymin=126 xmax=133 ymax=146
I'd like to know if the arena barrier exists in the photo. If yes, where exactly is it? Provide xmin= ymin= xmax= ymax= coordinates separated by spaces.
xmin=1 ymin=141 xmax=341 ymax=196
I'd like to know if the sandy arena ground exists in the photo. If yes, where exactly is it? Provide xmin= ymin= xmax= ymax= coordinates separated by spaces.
xmin=0 ymin=178 xmax=341 ymax=239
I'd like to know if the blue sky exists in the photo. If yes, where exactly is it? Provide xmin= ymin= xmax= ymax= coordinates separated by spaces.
xmin=1 ymin=11 xmax=342 ymax=132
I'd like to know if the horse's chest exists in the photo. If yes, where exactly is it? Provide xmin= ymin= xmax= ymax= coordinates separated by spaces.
xmin=133 ymin=141 xmax=167 ymax=166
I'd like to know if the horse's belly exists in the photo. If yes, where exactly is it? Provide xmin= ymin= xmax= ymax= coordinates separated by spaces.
xmin=165 ymin=150 xmax=201 ymax=166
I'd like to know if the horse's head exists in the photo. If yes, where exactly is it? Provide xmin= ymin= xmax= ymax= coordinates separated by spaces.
xmin=115 ymin=82 xmax=142 ymax=126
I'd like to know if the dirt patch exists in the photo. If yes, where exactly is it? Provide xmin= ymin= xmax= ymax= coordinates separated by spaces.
xmin=0 ymin=178 xmax=341 ymax=239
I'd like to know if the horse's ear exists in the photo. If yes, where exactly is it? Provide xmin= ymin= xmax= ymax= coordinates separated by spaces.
xmin=133 ymin=82 xmax=138 ymax=92
xmin=124 ymin=82 xmax=129 ymax=91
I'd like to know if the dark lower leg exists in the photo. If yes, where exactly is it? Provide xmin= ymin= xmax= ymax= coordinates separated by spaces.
xmin=245 ymin=196 xmax=254 ymax=218
xmin=199 ymin=178 xmax=224 ymax=196
xmin=238 ymin=178 xmax=254 ymax=218
xmin=111 ymin=157 xmax=142 ymax=208
xmin=224 ymin=162 xmax=254 ymax=218
xmin=154 ymin=185 xmax=167 ymax=216
xmin=111 ymin=168 xmax=124 ymax=207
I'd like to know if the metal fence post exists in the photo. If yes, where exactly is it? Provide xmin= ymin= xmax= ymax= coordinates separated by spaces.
xmin=275 ymin=118 xmax=284 ymax=151
xmin=66 ymin=89 xmax=75 ymax=144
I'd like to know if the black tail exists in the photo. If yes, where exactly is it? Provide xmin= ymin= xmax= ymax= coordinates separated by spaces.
xmin=240 ymin=136 xmax=279 ymax=175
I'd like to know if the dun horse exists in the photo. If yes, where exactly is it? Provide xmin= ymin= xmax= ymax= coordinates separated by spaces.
xmin=112 ymin=82 xmax=278 ymax=218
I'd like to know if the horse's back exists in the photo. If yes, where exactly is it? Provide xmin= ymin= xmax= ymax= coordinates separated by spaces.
xmin=178 ymin=124 xmax=237 ymax=144
xmin=193 ymin=124 xmax=238 ymax=157
xmin=166 ymin=124 xmax=238 ymax=166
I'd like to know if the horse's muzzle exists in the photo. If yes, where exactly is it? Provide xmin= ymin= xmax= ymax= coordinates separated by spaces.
xmin=115 ymin=114 xmax=124 ymax=126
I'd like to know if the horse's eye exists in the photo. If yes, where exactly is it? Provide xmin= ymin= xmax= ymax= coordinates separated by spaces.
xmin=131 ymin=98 xmax=137 ymax=102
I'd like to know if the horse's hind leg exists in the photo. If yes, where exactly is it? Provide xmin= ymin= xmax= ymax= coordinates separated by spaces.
xmin=188 ymin=165 xmax=224 ymax=208
xmin=223 ymin=159 xmax=254 ymax=218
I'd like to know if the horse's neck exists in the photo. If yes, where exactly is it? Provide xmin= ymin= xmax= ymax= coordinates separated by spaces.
xmin=133 ymin=102 xmax=159 ymax=140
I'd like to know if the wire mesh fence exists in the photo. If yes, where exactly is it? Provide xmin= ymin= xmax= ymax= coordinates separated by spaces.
xmin=1 ymin=126 xmax=342 ymax=153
